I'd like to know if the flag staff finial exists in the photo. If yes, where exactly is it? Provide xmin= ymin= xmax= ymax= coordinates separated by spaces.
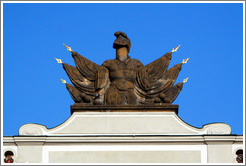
xmin=182 ymin=58 xmax=190 ymax=64
xmin=171 ymin=45 xmax=181 ymax=53
xmin=183 ymin=77 xmax=189 ymax=83
xmin=61 ymin=79 xmax=66 ymax=84
xmin=63 ymin=43 xmax=73 ymax=52
xmin=55 ymin=58 xmax=63 ymax=64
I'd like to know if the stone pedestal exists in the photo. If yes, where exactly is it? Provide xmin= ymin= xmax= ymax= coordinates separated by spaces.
xmin=70 ymin=104 xmax=179 ymax=114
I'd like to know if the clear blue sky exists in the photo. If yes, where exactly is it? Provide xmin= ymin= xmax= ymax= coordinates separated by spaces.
xmin=3 ymin=3 xmax=243 ymax=136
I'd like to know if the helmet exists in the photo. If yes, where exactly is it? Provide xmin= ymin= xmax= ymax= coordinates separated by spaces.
xmin=113 ymin=31 xmax=131 ymax=53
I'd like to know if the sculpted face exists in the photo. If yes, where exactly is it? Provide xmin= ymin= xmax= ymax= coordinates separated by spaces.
xmin=116 ymin=47 xmax=128 ymax=61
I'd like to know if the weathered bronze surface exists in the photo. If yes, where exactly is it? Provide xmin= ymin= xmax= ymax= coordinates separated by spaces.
xmin=61 ymin=31 xmax=187 ymax=105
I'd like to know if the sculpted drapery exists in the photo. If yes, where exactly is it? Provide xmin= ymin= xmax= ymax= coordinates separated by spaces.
xmin=61 ymin=31 xmax=187 ymax=105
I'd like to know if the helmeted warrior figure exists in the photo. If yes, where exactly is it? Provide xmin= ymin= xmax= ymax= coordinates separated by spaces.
xmin=59 ymin=31 xmax=188 ymax=105
xmin=102 ymin=32 xmax=143 ymax=105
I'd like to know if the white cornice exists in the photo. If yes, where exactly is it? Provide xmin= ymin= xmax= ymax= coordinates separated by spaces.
xmin=3 ymin=135 xmax=243 ymax=145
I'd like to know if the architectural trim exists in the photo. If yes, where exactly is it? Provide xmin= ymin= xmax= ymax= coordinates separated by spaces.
xmin=18 ymin=112 xmax=232 ymax=136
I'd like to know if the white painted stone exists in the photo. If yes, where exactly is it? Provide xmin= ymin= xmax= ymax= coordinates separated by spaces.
xmin=3 ymin=111 xmax=238 ymax=163
xmin=19 ymin=112 xmax=231 ymax=136
xmin=3 ymin=135 xmax=243 ymax=163
xmin=48 ymin=150 xmax=202 ymax=163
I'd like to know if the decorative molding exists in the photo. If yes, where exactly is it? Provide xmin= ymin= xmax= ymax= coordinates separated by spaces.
xmin=19 ymin=124 xmax=47 ymax=136
xmin=203 ymin=123 xmax=231 ymax=134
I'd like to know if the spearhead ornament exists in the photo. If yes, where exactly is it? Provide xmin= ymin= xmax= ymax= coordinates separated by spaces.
xmin=171 ymin=45 xmax=181 ymax=53
xmin=182 ymin=57 xmax=190 ymax=64
xmin=55 ymin=58 xmax=63 ymax=64
xmin=63 ymin=43 xmax=73 ymax=52
xmin=183 ymin=77 xmax=189 ymax=83
xmin=60 ymin=79 xmax=67 ymax=84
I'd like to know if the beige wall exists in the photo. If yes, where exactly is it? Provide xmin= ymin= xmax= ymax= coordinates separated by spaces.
xmin=49 ymin=151 xmax=201 ymax=163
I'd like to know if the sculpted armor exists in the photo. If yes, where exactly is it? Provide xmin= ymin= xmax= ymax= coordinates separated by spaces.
xmin=61 ymin=31 xmax=187 ymax=105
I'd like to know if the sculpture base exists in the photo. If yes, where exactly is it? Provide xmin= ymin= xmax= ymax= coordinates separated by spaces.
xmin=19 ymin=111 xmax=231 ymax=136
xmin=15 ymin=106 xmax=235 ymax=163
xmin=71 ymin=104 xmax=179 ymax=114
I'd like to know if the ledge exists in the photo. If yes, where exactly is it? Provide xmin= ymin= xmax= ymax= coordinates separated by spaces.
xmin=3 ymin=135 xmax=243 ymax=144
xmin=70 ymin=104 xmax=179 ymax=114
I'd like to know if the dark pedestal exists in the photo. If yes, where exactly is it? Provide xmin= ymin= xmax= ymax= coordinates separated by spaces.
xmin=70 ymin=104 xmax=179 ymax=114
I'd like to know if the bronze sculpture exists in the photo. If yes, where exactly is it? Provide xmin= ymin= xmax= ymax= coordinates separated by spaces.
xmin=57 ymin=31 xmax=189 ymax=105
